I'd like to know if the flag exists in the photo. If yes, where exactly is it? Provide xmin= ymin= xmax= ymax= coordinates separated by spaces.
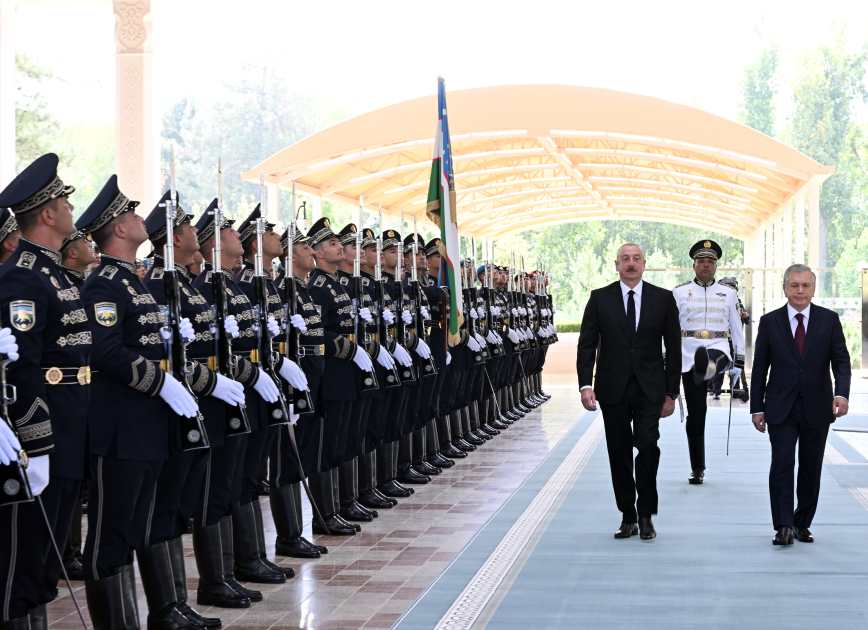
xmin=426 ymin=77 xmax=463 ymax=344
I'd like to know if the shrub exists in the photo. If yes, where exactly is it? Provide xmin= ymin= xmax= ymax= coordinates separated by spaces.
xmin=556 ymin=322 xmax=581 ymax=333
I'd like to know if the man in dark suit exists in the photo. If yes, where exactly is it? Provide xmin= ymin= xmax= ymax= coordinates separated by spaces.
xmin=750 ymin=263 xmax=850 ymax=546
xmin=577 ymin=244 xmax=682 ymax=540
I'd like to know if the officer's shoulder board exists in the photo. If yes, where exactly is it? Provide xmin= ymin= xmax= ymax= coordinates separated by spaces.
xmin=151 ymin=267 xmax=164 ymax=280
xmin=313 ymin=275 xmax=326 ymax=288
xmin=674 ymin=280 xmax=691 ymax=290
xmin=718 ymin=280 xmax=737 ymax=291
xmin=203 ymin=271 xmax=212 ymax=284
xmin=99 ymin=265 xmax=119 ymax=280
xmin=339 ymin=276 xmax=349 ymax=286
xmin=16 ymin=251 xmax=37 ymax=270
xmin=362 ymin=277 xmax=370 ymax=287
xmin=239 ymin=269 xmax=254 ymax=283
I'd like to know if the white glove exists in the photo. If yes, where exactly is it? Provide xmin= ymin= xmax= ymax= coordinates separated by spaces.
xmin=224 ymin=315 xmax=239 ymax=338
xmin=160 ymin=326 xmax=171 ymax=341
xmin=267 ymin=315 xmax=280 ymax=337
xmin=401 ymin=310 xmax=412 ymax=325
xmin=469 ymin=308 xmax=479 ymax=320
xmin=375 ymin=345 xmax=396 ymax=369
xmin=519 ymin=307 xmax=527 ymax=316
xmin=179 ymin=317 xmax=195 ymax=345
xmin=474 ymin=333 xmax=486 ymax=348
xmin=159 ymin=373 xmax=199 ymax=418
xmin=27 ymin=455 xmax=50 ymax=496
xmin=279 ymin=358 xmax=309 ymax=391
xmin=730 ymin=367 xmax=743 ymax=384
xmin=289 ymin=404 xmax=300 ymax=426
xmin=212 ymin=373 xmax=246 ymax=406
xmin=446 ymin=351 xmax=452 ymax=365
xmin=0 ymin=420 xmax=22 ymax=466
xmin=491 ymin=306 xmax=501 ymax=316
xmin=382 ymin=309 xmax=396 ymax=325
xmin=359 ymin=307 xmax=373 ymax=323
xmin=486 ymin=330 xmax=500 ymax=345
xmin=353 ymin=347 xmax=374 ymax=372
xmin=467 ymin=335 xmax=481 ymax=352
xmin=511 ymin=308 xmax=518 ymax=317
xmin=507 ymin=328 xmax=521 ymax=344
xmin=0 ymin=328 xmax=19 ymax=362
xmin=420 ymin=306 xmax=430 ymax=320
xmin=393 ymin=343 xmax=413 ymax=367
xmin=414 ymin=338 xmax=431 ymax=359
xmin=289 ymin=313 xmax=307 ymax=332
xmin=253 ymin=368 xmax=279 ymax=403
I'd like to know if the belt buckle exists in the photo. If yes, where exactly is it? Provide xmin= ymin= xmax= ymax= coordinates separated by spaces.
xmin=77 ymin=366 xmax=91 ymax=385
xmin=318 ymin=344 xmax=324 ymax=356
xmin=694 ymin=330 xmax=709 ymax=339
xmin=45 ymin=367 xmax=63 ymax=385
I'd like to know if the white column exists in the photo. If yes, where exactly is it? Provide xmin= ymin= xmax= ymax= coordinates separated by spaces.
xmin=113 ymin=0 xmax=158 ymax=212
xmin=783 ymin=198 xmax=793 ymax=266
xmin=311 ymin=195 xmax=323 ymax=222
xmin=764 ymin=220 xmax=773 ymax=315
xmin=808 ymin=179 xmax=821 ymax=269
xmin=266 ymin=182 xmax=279 ymax=225
xmin=794 ymin=188 xmax=806 ymax=264
xmin=0 ymin=0 xmax=14 ymax=188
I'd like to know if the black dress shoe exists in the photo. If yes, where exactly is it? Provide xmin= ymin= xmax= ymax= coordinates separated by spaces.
xmin=503 ymin=410 xmax=521 ymax=421
xmin=334 ymin=513 xmax=361 ymax=531
xmin=471 ymin=429 xmax=491 ymax=442
xmin=614 ymin=521 xmax=638 ymax=539
xmin=414 ymin=460 xmax=441 ymax=475
xmin=275 ymin=537 xmax=321 ymax=559
xmin=490 ymin=418 xmax=509 ymax=430
xmin=339 ymin=502 xmax=374 ymax=522
xmin=373 ymin=488 xmax=399 ymax=505
xmin=377 ymin=479 xmax=412 ymax=497
xmin=497 ymin=414 xmax=514 ymax=425
xmin=688 ymin=468 xmax=705 ymax=485
xmin=639 ymin=517 xmax=656 ymax=540
xmin=441 ymin=442 xmax=467 ymax=458
xmin=312 ymin=516 xmax=356 ymax=536
xmin=358 ymin=490 xmax=394 ymax=510
xmin=299 ymin=537 xmax=328 ymax=554
xmin=453 ymin=438 xmax=477 ymax=452
xmin=516 ymin=403 xmax=532 ymax=414
xmin=177 ymin=601 xmax=221 ymax=628
xmin=429 ymin=453 xmax=455 ymax=468
xmin=397 ymin=468 xmax=431 ymax=485
xmin=773 ymin=526 xmax=794 ymax=545
xmin=64 ymin=557 xmax=85 ymax=581
xmin=794 ymin=526 xmax=814 ymax=543
xmin=463 ymin=432 xmax=485 ymax=446
xmin=480 ymin=424 xmax=500 ymax=436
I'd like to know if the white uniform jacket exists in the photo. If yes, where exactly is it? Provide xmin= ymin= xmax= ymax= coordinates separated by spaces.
xmin=672 ymin=278 xmax=745 ymax=372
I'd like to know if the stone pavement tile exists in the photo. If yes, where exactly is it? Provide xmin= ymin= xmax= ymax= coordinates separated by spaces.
xmin=362 ymin=612 xmax=402 ymax=628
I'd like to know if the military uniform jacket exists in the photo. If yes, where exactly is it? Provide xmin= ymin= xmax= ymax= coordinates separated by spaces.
xmin=403 ymin=273 xmax=435 ymax=372
xmin=61 ymin=266 xmax=86 ymax=289
xmin=307 ymin=267 xmax=360 ymax=402
xmin=358 ymin=269 xmax=387 ymax=398
xmin=82 ymin=255 xmax=171 ymax=461
xmin=192 ymin=265 xmax=265 ymax=429
xmin=145 ymin=255 xmax=224 ymax=449
xmin=238 ymin=258 xmax=292 ymax=375
xmin=423 ymin=274 xmax=449 ymax=370
xmin=672 ymin=278 xmax=745 ymax=371
xmin=277 ymin=271 xmax=325 ymax=416
xmin=0 ymin=238 xmax=91 ymax=479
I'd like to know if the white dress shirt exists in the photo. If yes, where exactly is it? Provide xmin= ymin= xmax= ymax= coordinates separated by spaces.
xmin=787 ymin=302 xmax=810 ymax=336
xmin=620 ymin=280 xmax=643 ymax=330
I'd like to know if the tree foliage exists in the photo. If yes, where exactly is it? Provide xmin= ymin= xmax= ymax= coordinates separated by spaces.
xmin=736 ymin=25 xmax=779 ymax=137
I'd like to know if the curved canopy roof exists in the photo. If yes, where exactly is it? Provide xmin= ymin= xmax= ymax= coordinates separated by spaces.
xmin=242 ymin=85 xmax=833 ymax=239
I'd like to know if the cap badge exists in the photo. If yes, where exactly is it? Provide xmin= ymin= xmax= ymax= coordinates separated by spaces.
xmin=704 ymin=241 xmax=711 ymax=247
xmin=324 ymin=218 xmax=330 ymax=227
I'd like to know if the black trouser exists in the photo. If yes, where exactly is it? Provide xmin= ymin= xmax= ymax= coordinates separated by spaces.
xmin=412 ymin=374 xmax=437 ymax=432
xmin=427 ymin=370 xmax=447 ymax=423
xmin=365 ymin=396 xmax=388 ymax=452
xmin=599 ymin=375 xmax=661 ymax=521
xmin=195 ymin=435 xmax=245 ymax=527
xmin=767 ymin=396 xmax=830 ymax=529
xmin=322 ymin=399 xmax=353 ymax=471
xmin=0 ymin=477 xmax=80 ymax=619
xmin=682 ymin=371 xmax=708 ymax=469
xmin=345 ymin=397 xmax=372 ymax=462
xmin=148 ymin=448 xmax=209 ymax=545
xmin=270 ymin=419 xmax=318 ymax=488
xmin=239 ymin=427 xmax=274 ymax=507
xmin=83 ymin=456 xmax=163 ymax=580
xmin=383 ymin=388 xmax=408 ymax=444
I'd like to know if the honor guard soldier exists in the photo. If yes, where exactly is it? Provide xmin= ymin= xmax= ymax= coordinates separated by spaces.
xmin=0 ymin=154 xmax=89 ymax=630
xmin=142 ymin=191 xmax=248 ymax=626
xmin=0 ymin=208 xmax=20 ymax=265
xmin=191 ymin=202 xmax=286 ymax=605
xmin=672 ymin=240 xmax=745 ymax=485
xmin=305 ymin=217 xmax=374 ymax=536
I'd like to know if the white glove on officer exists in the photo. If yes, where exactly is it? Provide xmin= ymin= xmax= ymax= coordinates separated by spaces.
xmin=519 ymin=307 xmax=528 ymax=316
xmin=353 ymin=346 xmax=374 ymax=372
xmin=414 ymin=338 xmax=432 ymax=359
xmin=279 ymin=358 xmax=309 ymax=391
xmin=730 ymin=367 xmax=743 ymax=384
xmin=376 ymin=345 xmax=396 ymax=369
xmin=486 ymin=330 xmax=500 ymax=345
xmin=253 ymin=368 xmax=279 ymax=403
xmin=159 ymin=373 xmax=200 ymax=418
xmin=212 ymin=373 xmax=246 ymax=406
xmin=507 ymin=328 xmax=521 ymax=344
xmin=420 ymin=306 xmax=430 ymax=320
xmin=446 ymin=351 xmax=452 ymax=366
xmin=491 ymin=306 xmax=501 ymax=317
xmin=359 ymin=307 xmax=373 ymax=323
xmin=267 ymin=315 xmax=280 ymax=337
xmin=179 ymin=317 xmax=195 ymax=344
xmin=0 ymin=328 xmax=19 ymax=362
xmin=474 ymin=333 xmax=486 ymax=348
xmin=467 ymin=335 xmax=482 ymax=352
xmin=393 ymin=344 xmax=413 ymax=367
xmin=27 ymin=455 xmax=50 ymax=496
xmin=382 ymin=309 xmax=396 ymax=325
xmin=0 ymin=420 xmax=21 ymax=466
xmin=511 ymin=308 xmax=518 ymax=317
xmin=469 ymin=308 xmax=479 ymax=320
xmin=289 ymin=313 xmax=307 ymax=332
xmin=401 ymin=310 xmax=413 ymax=325
xmin=224 ymin=315 xmax=240 ymax=338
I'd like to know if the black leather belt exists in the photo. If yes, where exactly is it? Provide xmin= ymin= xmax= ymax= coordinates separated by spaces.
xmin=43 ymin=366 xmax=92 ymax=385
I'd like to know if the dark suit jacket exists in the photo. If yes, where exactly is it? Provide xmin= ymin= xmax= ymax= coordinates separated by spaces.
xmin=576 ymin=280 xmax=682 ymax=405
xmin=750 ymin=303 xmax=850 ymax=425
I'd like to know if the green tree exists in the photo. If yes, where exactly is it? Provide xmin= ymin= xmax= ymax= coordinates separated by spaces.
xmin=15 ymin=53 xmax=63 ymax=170
xmin=736 ymin=25 xmax=779 ymax=137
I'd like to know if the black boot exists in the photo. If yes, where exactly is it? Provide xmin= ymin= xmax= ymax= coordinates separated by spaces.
xmin=231 ymin=502 xmax=286 ymax=584
xmin=63 ymin=499 xmax=84 ymax=581
xmin=437 ymin=415 xmax=466 ymax=458
xmin=514 ymin=383 xmax=531 ymax=413
xmin=251 ymin=499 xmax=295 ymax=577
xmin=358 ymin=451 xmax=394 ymax=509
xmin=309 ymin=471 xmax=356 ymax=536
xmin=338 ymin=459 xmax=374 ymax=521
xmin=168 ymin=536 xmax=221 ymax=628
xmin=218 ymin=517 xmax=262 ymax=602
xmin=461 ymin=407 xmax=485 ymax=445
xmin=467 ymin=402 xmax=492 ymax=441
xmin=193 ymin=523 xmax=250 ymax=609
xmin=331 ymin=467 xmax=363 ymax=530
xmin=271 ymin=483 xmax=320 ymax=558
xmin=499 ymin=389 xmax=517 ymax=422
xmin=29 ymin=605 xmax=46 ymax=630
xmin=85 ymin=573 xmax=133 ymax=630
xmin=0 ymin=617 xmax=32 ymax=630
xmin=426 ymin=420 xmax=455 ymax=468
xmin=396 ymin=433 xmax=431 ymax=484
xmin=136 ymin=541 xmax=195 ymax=630
xmin=687 ymin=434 xmax=706 ymax=484
xmin=412 ymin=428 xmax=441 ymax=475
xmin=489 ymin=395 xmax=508 ymax=430
xmin=291 ymin=482 xmax=329 ymax=554
xmin=476 ymin=401 xmax=499 ymax=436
xmin=450 ymin=411 xmax=476 ymax=451
xmin=376 ymin=442 xmax=413 ymax=497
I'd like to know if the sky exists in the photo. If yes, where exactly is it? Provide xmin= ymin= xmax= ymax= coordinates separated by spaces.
xmin=14 ymin=0 xmax=868 ymax=129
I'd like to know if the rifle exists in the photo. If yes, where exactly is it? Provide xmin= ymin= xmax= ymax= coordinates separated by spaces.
xmin=508 ymin=252 xmax=524 ymax=352
xmin=254 ymin=173 xmax=291 ymax=425
xmin=410 ymin=214 xmax=437 ymax=377
xmin=282 ymin=182 xmax=315 ymax=413
xmin=521 ymin=256 xmax=538 ymax=350
xmin=353 ymin=197 xmax=379 ymax=391
xmin=482 ymin=242 xmax=502 ymax=357
xmin=470 ymin=237 xmax=489 ymax=361
xmin=163 ymin=147 xmax=209 ymax=451
xmin=210 ymin=159 xmax=250 ymax=436
xmin=394 ymin=210 xmax=416 ymax=382
xmin=376 ymin=205 xmax=401 ymax=388
xmin=0 ymin=353 xmax=32 ymax=505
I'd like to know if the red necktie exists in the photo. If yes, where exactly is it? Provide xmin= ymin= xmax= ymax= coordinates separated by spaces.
xmin=794 ymin=313 xmax=805 ymax=357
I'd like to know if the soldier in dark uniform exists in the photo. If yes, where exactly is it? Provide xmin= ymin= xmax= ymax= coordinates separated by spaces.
xmin=191 ymin=203 xmax=285 ymax=606
xmin=233 ymin=204 xmax=305 ymax=578
xmin=77 ymin=175 xmax=201 ymax=630
xmin=0 ymin=207 xmax=20 ymax=265
xmin=142 ymin=191 xmax=249 ymax=626
xmin=0 ymin=154 xmax=89 ymax=630
xmin=305 ymin=217 xmax=375 ymax=536
xmin=475 ymin=264 xmax=509 ymax=434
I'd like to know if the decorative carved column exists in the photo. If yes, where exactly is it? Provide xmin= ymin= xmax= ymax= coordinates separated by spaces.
xmin=0 ymin=0 xmax=15 ymax=188
xmin=113 ymin=0 xmax=157 ymax=211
